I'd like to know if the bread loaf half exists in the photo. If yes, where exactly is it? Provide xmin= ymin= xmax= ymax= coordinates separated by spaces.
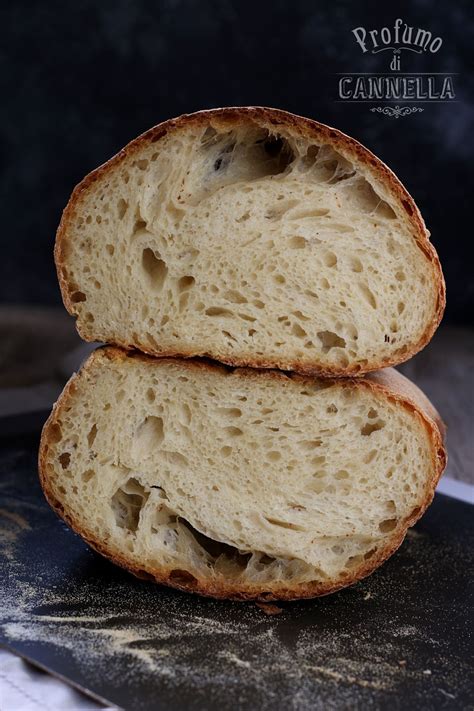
xmin=56 ymin=107 xmax=444 ymax=376
xmin=39 ymin=348 xmax=446 ymax=601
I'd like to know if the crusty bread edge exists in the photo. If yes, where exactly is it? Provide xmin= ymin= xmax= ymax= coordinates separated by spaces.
xmin=38 ymin=347 xmax=447 ymax=602
xmin=55 ymin=106 xmax=446 ymax=377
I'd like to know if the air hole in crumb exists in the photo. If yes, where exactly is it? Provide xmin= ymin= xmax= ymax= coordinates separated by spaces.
xmin=134 ymin=416 xmax=164 ymax=449
xmin=293 ymin=310 xmax=310 ymax=322
xmin=267 ymin=451 xmax=281 ymax=462
xmin=302 ymin=144 xmax=320 ymax=167
xmin=377 ymin=201 xmax=397 ymax=219
xmin=49 ymin=424 xmax=62 ymax=443
xmin=106 ymin=244 xmax=115 ymax=255
xmin=221 ymin=446 xmax=232 ymax=457
xmin=222 ymin=330 xmax=238 ymax=342
xmin=345 ymin=554 xmax=364 ymax=569
xmin=134 ymin=219 xmax=147 ymax=233
xmin=264 ymin=517 xmax=304 ymax=531
xmin=178 ymin=403 xmax=192 ymax=426
xmin=292 ymin=323 xmax=307 ymax=339
xmin=262 ymin=136 xmax=295 ymax=172
xmin=205 ymin=307 xmax=233 ymax=317
xmin=59 ymin=452 xmax=70 ymax=469
xmin=350 ymin=257 xmax=363 ymax=273
xmin=142 ymin=249 xmax=168 ymax=292
xmin=289 ymin=236 xmax=307 ymax=249
xmin=146 ymin=388 xmax=155 ymax=403
xmin=179 ymin=293 xmax=190 ymax=313
xmin=82 ymin=469 xmax=95 ymax=482
xmin=361 ymin=420 xmax=386 ymax=436
xmin=117 ymin=199 xmax=128 ymax=219
xmin=174 ymin=518 xmax=256 ymax=576
xmin=223 ymin=290 xmax=247 ymax=304
xmin=402 ymin=199 xmax=413 ymax=216
xmin=71 ymin=291 xmax=86 ymax=303
xmin=299 ymin=439 xmax=322 ymax=450
xmin=217 ymin=407 xmax=242 ymax=418
xmin=364 ymin=449 xmax=377 ymax=464
xmin=224 ymin=426 xmax=243 ymax=437
xmin=201 ymin=126 xmax=218 ymax=143
xmin=162 ymin=451 xmax=189 ymax=468
xmin=177 ymin=275 xmax=195 ymax=292
xmin=379 ymin=518 xmax=397 ymax=533
xmin=238 ymin=313 xmax=256 ymax=322
xmin=112 ymin=479 xmax=149 ymax=533
xmin=169 ymin=569 xmax=198 ymax=586
xmin=317 ymin=331 xmax=346 ymax=352
xmin=87 ymin=424 xmax=98 ymax=448
xmin=359 ymin=284 xmax=377 ymax=309
xmin=323 ymin=251 xmax=337 ymax=268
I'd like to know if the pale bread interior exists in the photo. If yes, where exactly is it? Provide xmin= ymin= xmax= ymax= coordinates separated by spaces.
xmin=42 ymin=352 xmax=435 ymax=595
xmin=63 ymin=113 xmax=439 ymax=373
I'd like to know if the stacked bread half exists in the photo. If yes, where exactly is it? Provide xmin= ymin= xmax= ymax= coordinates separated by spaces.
xmin=39 ymin=107 xmax=447 ymax=601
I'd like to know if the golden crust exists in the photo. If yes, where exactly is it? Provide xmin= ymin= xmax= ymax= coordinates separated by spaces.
xmin=55 ymin=106 xmax=445 ymax=378
xmin=38 ymin=347 xmax=447 ymax=602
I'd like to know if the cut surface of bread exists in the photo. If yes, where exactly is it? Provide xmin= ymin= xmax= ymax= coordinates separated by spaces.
xmin=56 ymin=107 xmax=445 ymax=376
xmin=39 ymin=348 xmax=446 ymax=601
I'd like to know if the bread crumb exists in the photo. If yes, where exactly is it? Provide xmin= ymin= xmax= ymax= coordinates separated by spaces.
xmin=255 ymin=602 xmax=283 ymax=616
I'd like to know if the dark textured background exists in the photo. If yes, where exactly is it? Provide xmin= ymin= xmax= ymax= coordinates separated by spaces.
xmin=1 ymin=0 xmax=473 ymax=324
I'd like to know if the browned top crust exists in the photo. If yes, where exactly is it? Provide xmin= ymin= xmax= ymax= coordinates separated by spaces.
xmin=38 ymin=347 xmax=447 ymax=602
xmin=55 ymin=107 xmax=446 ymax=377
